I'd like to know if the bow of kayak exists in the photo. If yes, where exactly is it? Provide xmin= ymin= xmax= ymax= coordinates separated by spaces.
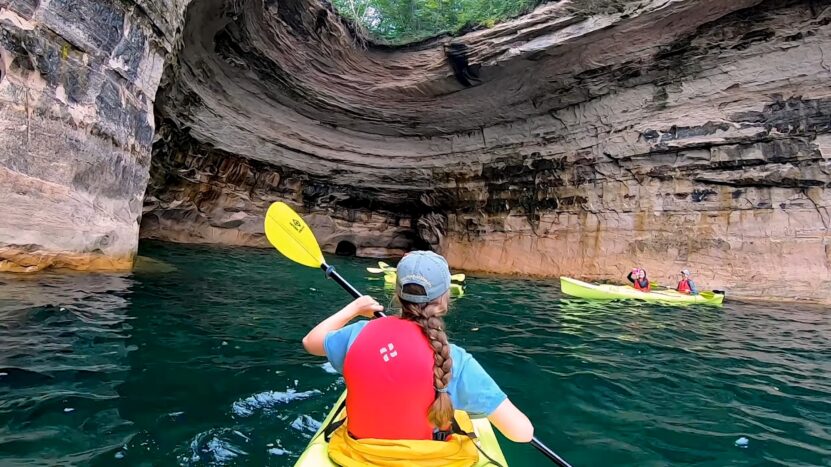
xmin=560 ymin=277 xmax=724 ymax=306
xmin=294 ymin=391 xmax=508 ymax=466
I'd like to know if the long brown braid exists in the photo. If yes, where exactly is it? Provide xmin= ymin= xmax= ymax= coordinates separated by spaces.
xmin=399 ymin=283 xmax=453 ymax=429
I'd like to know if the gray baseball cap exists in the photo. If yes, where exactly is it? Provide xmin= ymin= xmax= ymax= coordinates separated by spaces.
xmin=396 ymin=251 xmax=451 ymax=303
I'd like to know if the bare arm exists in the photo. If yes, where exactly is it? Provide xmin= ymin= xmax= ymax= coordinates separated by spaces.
xmin=488 ymin=398 xmax=534 ymax=443
xmin=302 ymin=296 xmax=382 ymax=356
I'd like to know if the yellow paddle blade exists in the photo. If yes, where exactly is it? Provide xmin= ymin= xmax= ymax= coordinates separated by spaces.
xmin=451 ymin=273 xmax=466 ymax=282
xmin=377 ymin=261 xmax=393 ymax=271
xmin=264 ymin=202 xmax=324 ymax=268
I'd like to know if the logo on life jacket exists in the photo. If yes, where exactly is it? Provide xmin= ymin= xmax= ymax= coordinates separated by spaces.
xmin=379 ymin=343 xmax=398 ymax=362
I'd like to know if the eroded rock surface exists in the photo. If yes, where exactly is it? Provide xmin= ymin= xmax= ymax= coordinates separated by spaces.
xmin=146 ymin=0 xmax=831 ymax=302
xmin=142 ymin=124 xmax=426 ymax=256
xmin=0 ymin=0 xmax=185 ymax=270
xmin=2 ymin=0 xmax=829 ymax=302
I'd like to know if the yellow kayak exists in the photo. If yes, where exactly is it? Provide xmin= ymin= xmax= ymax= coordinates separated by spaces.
xmin=560 ymin=277 xmax=724 ymax=306
xmin=294 ymin=391 xmax=508 ymax=466
xmin=379 ymin=272 xmax=465 ymax=297
xmin=368 ymin=262 xmax=465 ymax=297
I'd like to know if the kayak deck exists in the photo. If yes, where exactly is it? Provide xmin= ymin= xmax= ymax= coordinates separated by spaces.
xmin=560 ymin=276 xmax=724 ymax=305
xmin=294 ymin=391 xmax=507 ymax=466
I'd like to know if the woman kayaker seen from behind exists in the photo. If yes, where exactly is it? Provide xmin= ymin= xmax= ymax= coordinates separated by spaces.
xmin=627 ymin=267 xmax=651 ymax=292
xmin=301 ymin=251 xmax=533 ymax=465
xmin=676 ymin=269 xmax=699 ymax=295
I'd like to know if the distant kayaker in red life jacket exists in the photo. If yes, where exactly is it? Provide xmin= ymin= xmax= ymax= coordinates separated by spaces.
xmin=627 ymin=268 xmax=650 ymax=292
xmin=301 ymin=251 xmax=534 ymax=443
xmin=676 ymin=269 xmax=699 ymax=295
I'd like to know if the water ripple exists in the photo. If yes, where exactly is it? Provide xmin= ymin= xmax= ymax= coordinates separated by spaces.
xmin=1 ymin=243 xmax=830 ymax=466
xmin=231 ymin=389 xmax=321 ymax=417
xmin=0 ymin=272 xmax=134 ymax=465
xmin=184 ymin=428 xmax=250 ymax=465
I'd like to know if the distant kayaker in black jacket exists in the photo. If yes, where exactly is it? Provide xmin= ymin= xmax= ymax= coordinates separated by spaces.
xmin=627 ymin=268 xmax=651 ymax=292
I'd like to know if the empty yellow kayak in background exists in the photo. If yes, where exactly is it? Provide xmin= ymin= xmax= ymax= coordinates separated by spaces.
xmin=368 ymin=262 xmax=466 ymax=297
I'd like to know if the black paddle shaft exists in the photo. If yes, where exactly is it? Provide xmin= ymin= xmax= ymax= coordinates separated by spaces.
xmin=318 ymin=262 xmax=571 ymax=465
xmin=533 ymin=437 xmax=573 ymax=467
xmin=320 ymin=263 xmax=384 ymax=318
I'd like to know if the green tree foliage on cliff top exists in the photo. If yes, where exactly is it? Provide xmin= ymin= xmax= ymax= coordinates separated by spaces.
xmin=332 ymin=0 xmax=544 ymax=44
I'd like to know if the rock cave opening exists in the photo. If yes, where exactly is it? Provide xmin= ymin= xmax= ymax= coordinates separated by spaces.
xmin=335 ymin=240 xmax=358 ymax=257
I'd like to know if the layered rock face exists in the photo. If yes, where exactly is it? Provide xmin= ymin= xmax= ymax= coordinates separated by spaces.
xmin=3 ymin=0 xmax=829 ymax=302
xmin=142 ymin=125 xmax=426 ymax=257
xmin=440 ymin=3 xmax=831 ymax=301
xmin=147 ymin=0 xmax=831 ymax=302
xmin=0 ymin=0 xmax=185 ymax=271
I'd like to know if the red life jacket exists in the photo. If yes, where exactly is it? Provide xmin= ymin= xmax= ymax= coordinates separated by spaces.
xmin=342 ymin=316 xmax=435 ymax=440
xmin=633 ymin=278 xmax=650 ymax=292
xmin=677 ymin=279 xmax=691 ymax=294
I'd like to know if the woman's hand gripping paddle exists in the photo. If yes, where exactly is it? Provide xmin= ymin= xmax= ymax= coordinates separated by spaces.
xmin=264 ymin=201 xmax=572 ymax=467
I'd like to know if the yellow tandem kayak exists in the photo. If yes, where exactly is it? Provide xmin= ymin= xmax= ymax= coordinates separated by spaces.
xmin=294 ymin=391 xmax=508 ymax=466
xmin=560 ymin=276 xmax=724 ymax=306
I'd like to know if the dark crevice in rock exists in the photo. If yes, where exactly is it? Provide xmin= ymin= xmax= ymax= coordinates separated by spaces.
xmin=335 ymin=240 xmax=357 ymax=256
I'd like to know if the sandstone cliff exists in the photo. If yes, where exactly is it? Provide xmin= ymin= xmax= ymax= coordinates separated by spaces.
xmin=145 ymin=0 xmax=831 ymax=302
xmin=2 ymin=0 xmax=830 ymax=302
xmin=0 ymin=0 xmax=187 ymax=270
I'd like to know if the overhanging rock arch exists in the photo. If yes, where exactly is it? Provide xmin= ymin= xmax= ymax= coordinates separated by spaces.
xmin=0 ymin=0 xmax=829 ymax=302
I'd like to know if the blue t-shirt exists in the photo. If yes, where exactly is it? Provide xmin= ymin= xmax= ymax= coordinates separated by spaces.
xmin=324 ymin=320 xmax=507 ymax=417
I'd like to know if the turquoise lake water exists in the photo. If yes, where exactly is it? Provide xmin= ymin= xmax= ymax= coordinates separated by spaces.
xmin=0 ymin=241 xmax=829 ymax=466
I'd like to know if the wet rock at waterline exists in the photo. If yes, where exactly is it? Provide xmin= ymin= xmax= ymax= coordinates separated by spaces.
xmin=2 ymin=0 xmax=830 ymax=302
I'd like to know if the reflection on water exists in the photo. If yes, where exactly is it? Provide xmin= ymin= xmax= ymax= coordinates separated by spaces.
xmin=0 ymin=242 xmax=829 ymax=467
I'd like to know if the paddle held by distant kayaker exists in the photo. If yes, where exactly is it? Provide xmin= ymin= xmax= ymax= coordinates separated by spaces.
xmin=301 ymin=251 xmax=534 ymax=463
xmin=676 ymin=269 xmax=699 ymax=295
xmin=627 ymin=267 xmax=651 ymax=292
